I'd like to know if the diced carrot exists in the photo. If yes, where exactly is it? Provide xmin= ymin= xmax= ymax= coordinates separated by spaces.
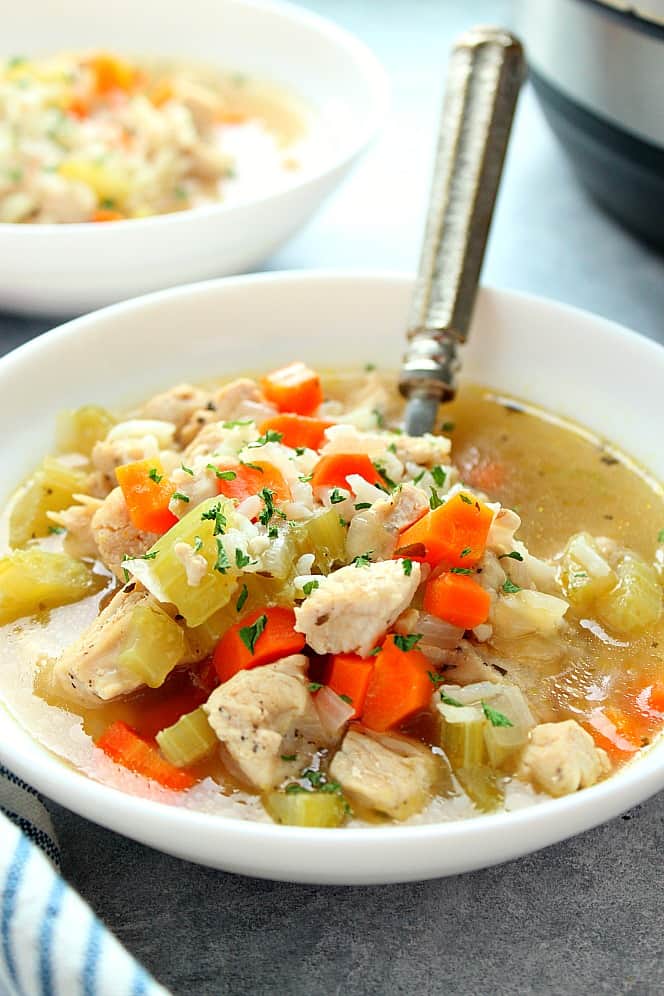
xmin=361 ymin=635 xmax=433 ymax=732
xmin=260 ymin=362 xmax=323 ymax=416
xmin=89 ymin=53 xmax=136 ymax=94
xmin=210 ymin=461 xmax=291 ymax=506
xmin=423 ymin=572 xmax=491 ymax=630
xmin=115 ymin=457 xmax=178 ymax=534
xmin=259 ymin=414 xmax=333 ymax=452
xmin=397 ymin=492 xmax=493 ymax=568
xmin=149 ymin=79 xmax=174 ymax=107
xmin=311 ymin=453 xmax=383 ymax=492
xmin=216 ymin=109 xmax=249 ymax=125
xmin=585 ymin=706 xmax=644 ymax=760
xmin=91 ymin=208 xmax=125 ymax=222
xmin=324 ymin=653 xmax=374 ymax=720
xmin=67 ymin=95 xmax=90 ymax=119
xmin=96 ymin=721 xmax=195 ymax=791
xmin=213 ymin=606 xmax=306 ymax=684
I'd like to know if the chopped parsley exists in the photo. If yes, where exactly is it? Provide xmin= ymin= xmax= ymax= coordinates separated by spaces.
xmin=201 ymin=501 xmax=227 ymax=535
xmin=393 ymin=633 xmax=422 ymax=652
xmin=502 ymin=578 xmax=522 ymax=594
xmin=222 ymin=418 xmax=253 ymax=429
xmin=329 ymin=488 xmax=346 ymax=505
xmin=450 ymin=566 xmax=473 ymax=575
xmin=148 ymin=467 xmax=162 ymax=483
xmin=372 ymin=408 xmax=385 ymax=428
xmin=338 ymin=516 xmax=349 ymax=527
xmin=339 ymin=694 xmax=353 ymax=705
xmin=140 ymin=551 xmax=158 ymax=560
xmin=193 ymin=536 xmax=203 ymax=554
xmin=373 ymin=462 xmax=397 ymax=491
xmin=368 ymin=647 xmax=382 ymax=657
xmin=171 ymin=491 xmax=190 ymax=503
xmin=352 ymin=552 xmax=373 ymax=568
xmin=458 ymin=493 xmax=472 ymax=504
xmin=460 ymin=546 xmax=472 ymax=559
xmin=308 ymin=682 xmax=324 ymax=692
xmin=441 ymin=421 xmax=455 ymax=432
xmin=241 ymin=460 xmax=263 ymax=472
xmin=413 ymin=469 xmax=426 ymax=485
xmin=431 ymin=466 xmax=447 ymax=487
xmin=258 ymin=488 xmax=285 ymax=528
xmin=302 ymin=580 xmax=319 ymax=596
xmin=268 ymin=525 xmax=279 ymax=539
xmin=281 ymin=754 xmax=297 ymax=762
xmin=236 ymin=583 xmax=248 ymax=613
xmin=440 ymin=690 xmax=464 ymax=707
xmin=180 ymin=464 xmax=194 ymax=476
xmin=100 ymin=197 xmax=116 ymax=210
xmin=207 ymin=465 xmax=237 ymax=481
xmin=429 ymin=488 xmax=443 ymax=510
xmin=499 ymin=551 xmax=524 ymax=562
xmin=239 ymin=613 xmax=267 ymax=654
xmin=121 ymin=554 xmax=131 ymax=583
xmin=48 ymin=524 xmax=65 ymax=535
xmin=401 ymin=558 xmax=413 ymax=576
xmin=249 ymin=429 xmax=283 ymax=447
xmin=295 ymin=446 xmax=307 ymax=456
xmin=427 ymin=671 xmax=445 ymax=688
xmin=482 ymin=701 xmax=514 ymax=727
xmin=235 ymin=548 xmax=251 ymax=569
xmin=214 ymin=538 xmax=230 ymax=574
xmin=364 ymin=362 xmax=376 ymax=372
xmin=354 ymin=502 xmax=372 ymax=511
xmin=174 ymin=185 xmax=187 ymax=200
xmin=658 ymin=529 xmax=664 ymax=544
xmin=299 ymin=473 xmax=313 ymax=483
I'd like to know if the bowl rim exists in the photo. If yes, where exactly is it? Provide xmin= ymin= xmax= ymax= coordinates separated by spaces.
xmin=0 ymin=0 xmax=390 ymax=237
xmin=2 ymin=269 xmax=664 ymax=878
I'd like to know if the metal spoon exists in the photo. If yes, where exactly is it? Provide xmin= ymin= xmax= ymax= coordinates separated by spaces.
xmin=399 ymin=26 xmax=525 ymax=436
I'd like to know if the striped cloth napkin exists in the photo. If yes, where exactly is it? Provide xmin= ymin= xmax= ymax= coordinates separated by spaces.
xmin=1 ymin=766 xmax=170 ymax=996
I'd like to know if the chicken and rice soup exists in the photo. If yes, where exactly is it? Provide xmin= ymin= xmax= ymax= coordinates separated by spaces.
xmin=0 ymin=51 xmax=308 ymax=223
xmin=2 ymin=362 xmax=664 ymax=827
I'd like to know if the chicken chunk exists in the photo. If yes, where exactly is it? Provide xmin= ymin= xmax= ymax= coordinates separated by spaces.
xmin=203 ymin=655 xmax=326 ymax=792
xmin=347 ymin=483 xmax=429 ymax=560
xmin=519 ymin=720 xmax=610 ymax=798
xmin=174 ymin=78 xmax=223 ymax=132
xmin=54 ymin=587 xmax=175 ymax=703
xmin=180 ymin=378 xmax=274 ymax=446
xmin=294 ymin=559 xmax=421 ymax=657
xmin=393 ymin=432 xmax=451 ymax=468
xmin=140 ymin=383 xmax=211 ymax=439
xmin=48 ymin=495 xmax=103 ymax=560
xmin=330 ymin=729 xmax=439 ymax=819
xmin=88 ymin=434 xmax=163 ymax=497
xmin=91 ymin=487 xmax=158 ymax=581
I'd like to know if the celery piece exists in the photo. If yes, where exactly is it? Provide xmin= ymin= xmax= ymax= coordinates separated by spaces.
xmin=259 ymin=531 xmax=299 ymax=581
xmin=264 ymin=790 xmax=348 ymax=828
xmin=147 ymin=496 xmax=238 ymax=627
xmin=559 ymin=532 xmax=617 ymax=612
xmin=456 ymin=766 xmax=504 ymax=813
xmin=440 ymin=681 xmax=534 ymax=769
xmin=156 ymin=707 xmax=218 ymax=767
xmin=9 ymin=458 xmax=87 ymax=547
xmin=117 ymin=602 xmax=185 ymax=688
xmin=439 ymin=702 xmax=487 ymax=769
xmin=56 ymin=405 xmax=115 ymax=457
xmin=294 ymin=507 xmax=347 ymax=574
xmin=0 ymin=549 xmax=101 ymax=624
xmin=596 ymin=553 xmax=662 ymax=637
xmin=185 ymin=599 xmax=240 ymax=659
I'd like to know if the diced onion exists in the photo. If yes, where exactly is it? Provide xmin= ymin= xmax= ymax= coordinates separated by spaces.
xmin=314 ymin=686 xmax=354 ymax=739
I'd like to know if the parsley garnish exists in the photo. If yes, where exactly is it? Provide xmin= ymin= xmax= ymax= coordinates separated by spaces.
xmin=482 ymin=701 xmax=513 ymax=727
xmin=364 ymin=362 xmax=376 ymax=372
xmin=302 ymin=580 xmax=319 ymax=596
xmin=429 ymin=487 xmax=443 ymax=510
xmin=48 ymin=525 xmax=65 ymax=535
xmin=352 ymin=552 xmax=373 ymax=568
xmin=207 ymin=465 xmax=237 ymax=481
xmin=441 ymin=421 xmax=455 ymax=432
xmin=193 ymin=536 xmax=203 ymax=553
xmin=338 ymin=517 xmax=349 ymax=527
xmin=401 ymin=558 xmax=413 ymax=576
xmin=268 ymin=525 xmax=279 ymax=538
xmin=235 ymin=549 xmax=251 ymax=568
xmin=440 ymin=691 xmax=464 ymax=707
xmin=372 ymin=408 xmax=385 ymax=428
xmin=368 ymin=647 xmax=382 ymax=657
xmin=299 ymin=473 xmax=313 ymax=483
xmin=339 ymin=694 xmax=353 ymax=705
xmin=295 ymin=446 xmax=306 ymax=456
xmin=281 ymin=754 xmax=297 ymax=762
xmin=373 ymin=462 xmax=396 ymax=491
xmin=308 ymin=682 xmax=324 ymax=692
xmin=431 ymin=466 xmax=447 ymax=487
xmin=354 ymin=502 xmax=371 ymax=510
xmin=258 ymin=487 xmax=284 ymax=527
xmin=139 ymin=551 xmax=158 ymax=561
xmin=329 ymin=488 xmax=345 ymax=504
xmin=458 ymin=493 xmax=472 ymax=504
xmin=241 ymin=460 xmax=263 ymax=472
xmin=214 ymin=538 xmax=229 ymax=573
xmin=427 ymin=671 xmax=445 ymax=688
xmin=450 ymin=566 xmax=473 ymax=575
xmin=180 ymin=463 xmax=194 ymax=475
xmin=121 ymin=554 xmax=131 ymax=583
xmin=413 ymin=469 xmax=426 ymax=485
xmin=222 ymin=418 xmax=253 ymax=429
xmin=236 ymin=583 xmax=248 ymax=613
xmin=201 ymin=501 xmax=227 ymax=535
xmin=148 ymin=467 xmax=162 ymax=483
xmin=249 ymin=429 xmax=283 ymax=447
xmin=239 ymin=613 xmax=267 ymax=654
xmin=499 ymin=551 xmax=524 ymax=562
xmin=502 ymin=578 xmax=521 ymax=594
xmin=393 ymin=633 xmax=422 ymax=652
xmin=658 ymin=530 xmax=664 ymax=544
xmin=172 ymin=491 xmax=190 ymax=503
xmin=460 ymin=546 xmax=472 ymax=559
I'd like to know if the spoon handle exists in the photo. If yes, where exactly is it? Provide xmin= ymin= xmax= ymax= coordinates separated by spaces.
xmin=400 ymin=27 xmax=525 ymax=430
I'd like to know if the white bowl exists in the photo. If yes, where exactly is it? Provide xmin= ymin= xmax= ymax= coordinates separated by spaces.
xmin=1 ymin=271 xmax=663 ymax=885
xmin=0 ymin=0 xmax=388 ymax=317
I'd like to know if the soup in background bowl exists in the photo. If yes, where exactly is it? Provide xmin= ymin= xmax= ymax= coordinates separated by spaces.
xmin=0 ymin=272 xmax=662 ymax=884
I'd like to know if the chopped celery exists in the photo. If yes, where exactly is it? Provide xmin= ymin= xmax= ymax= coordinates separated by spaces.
xmin=559 ymin=532 xmax=617 ymax=612
xmin=293 ymin=507 xmax=347 ymax=574
xmin=117 ymin=602 xmax=185 ymax=687
xmin=264 ymin=790 xmax=348 ymax=827
xmin=56 ymin=405 xmax=115 ymax=457
xmin=456 ymin=766 xmax=504 ymax=813
xmin=146 ymin=496 xmax=239 ymax=627
xmin=0 ymin=549 xmax=101 ymax=624
xmin=259 ymin=531 xmax=299 ymax=580
xmin=156 ymin=707 xmax=218 ymax=767
xmin=439 ymin=702 xmax=487 ymax=769
xmin=440 ymin=681 xmax=534 ymax=769
xmin=9 ymin=457 xmax=87 ymax=547
xmin=596 ymin=553 xmax=662 ymax=637
xmin=185 ymin=599 xmax=240 ymax=659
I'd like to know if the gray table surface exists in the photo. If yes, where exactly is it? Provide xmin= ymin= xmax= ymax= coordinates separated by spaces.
xmin=3 ymin=1 xmax=664 ymax=993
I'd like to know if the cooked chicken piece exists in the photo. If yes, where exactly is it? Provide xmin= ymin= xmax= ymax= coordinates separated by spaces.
xmin=47 ymin=495 xmax=103 ymax=560
xmin=519 ymin=720 xmax=610 ymax=798
xmin=393 ymin=432 xmax=451 ymax=468
xmin=188 ymin=142 xmax=232 ymax=181
xmin=91 ymin=487 xmax=158 ymax=581
xmin=140 ymin=383 xmax=211 ymax=440
xmin=203 ymin=655 xmax=326 ymax=792
xmin=487 ymin=507 xmax=521 ymax=554
xmin=174 ymin=78 xmax=222 ymax=132
xmin=294 ymin=559 xmax=421 ymax=657
xmin=438 ymin=639 xmax=503 ymax=685
xmin=88 ymin=434 xmax=163 ymax=497
xmin=54 ymin=587 xmax=177 ymax=703
xmin=330 ymin=729 xmax=439 ymax=819
xmin=167 ymin=465 xmax=218 ymax=514
xmin=180 ymin=378 xmax=272 ymax=446
xmin=347 ymin=483 xmax=428 ymax=560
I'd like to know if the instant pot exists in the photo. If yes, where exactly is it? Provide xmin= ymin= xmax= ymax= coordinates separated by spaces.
xmin=516 ymin=0 xmax=664 ymax=248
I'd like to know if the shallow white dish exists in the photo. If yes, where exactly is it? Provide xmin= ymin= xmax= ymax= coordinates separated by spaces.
xmin=0 ymin=0 xmax=388 ymax=317
xmin=1 ymin=271 xmax=664 ymax=885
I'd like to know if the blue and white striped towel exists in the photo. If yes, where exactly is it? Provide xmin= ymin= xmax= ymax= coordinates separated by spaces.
xmin=1 ymin=767 xmax=170 ymax=996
